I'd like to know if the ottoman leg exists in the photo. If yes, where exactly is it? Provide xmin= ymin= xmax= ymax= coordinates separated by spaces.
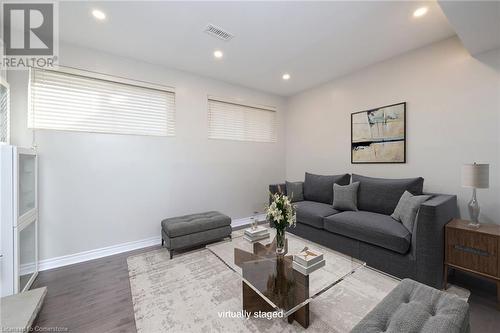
xmin=170 ymin=249 xmax=174 ymax=259
xmin=161 ymin=238 xmax=164 ymax=247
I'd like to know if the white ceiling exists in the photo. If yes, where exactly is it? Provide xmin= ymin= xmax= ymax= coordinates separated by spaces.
xmin=58 ymin=1 xmax=455 ymax=96
xmin=438 ymin=0 xmax=500 ymax=56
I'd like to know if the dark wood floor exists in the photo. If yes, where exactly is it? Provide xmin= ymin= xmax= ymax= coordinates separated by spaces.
xmin=448 ymin=270 xmax=500 ymax=332
xmin=32 ymin=245 xmax=161 ymax=333
xmin=32 ymin=246 xmax=500 ymax=333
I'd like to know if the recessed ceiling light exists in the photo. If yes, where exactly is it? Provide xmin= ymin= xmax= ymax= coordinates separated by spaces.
xmin=413 ymin=7 xmax=428 ymax=18
xmin=92 ymin=9 xmax=106 ymax=21
xmin=282 ymin=73 xmax=291 ymax=80
xmin=213 ymin=50 xmax=223 ymax=59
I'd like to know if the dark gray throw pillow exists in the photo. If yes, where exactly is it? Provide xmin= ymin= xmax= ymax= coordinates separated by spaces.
xmin=303 ymin=172 xmax=351 ymax=204
xmin=352 ymin=174 xmax=424 ymax=215
xmin=391 ymin=191 xmax=431 ymax=232
xmin=333 ymin=182 xmax=360 ymax=211
xmin=286 ymin=181 xmax=304 ymax=202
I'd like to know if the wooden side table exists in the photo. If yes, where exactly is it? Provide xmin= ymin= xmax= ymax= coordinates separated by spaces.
xmin=444 ymin=218 xmax=500 ymax=309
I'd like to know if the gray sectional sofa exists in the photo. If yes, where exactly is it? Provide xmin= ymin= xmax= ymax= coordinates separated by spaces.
xmin=270 ymin=173 xmax=458 ymax=289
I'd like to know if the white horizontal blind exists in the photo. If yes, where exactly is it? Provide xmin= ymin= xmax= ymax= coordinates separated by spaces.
xmin=208 ymin=98 xmax=277 ymax=143
xmin=29 ymin=68 xmax=175 ymax=136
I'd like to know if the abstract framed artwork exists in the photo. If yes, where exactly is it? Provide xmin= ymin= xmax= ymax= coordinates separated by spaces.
xmin=351 ymin=102 xmax=406 ymax=164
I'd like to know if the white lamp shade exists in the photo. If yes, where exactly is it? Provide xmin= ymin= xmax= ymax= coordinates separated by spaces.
xmin=462 ymin=163 xmax=489 ymax=188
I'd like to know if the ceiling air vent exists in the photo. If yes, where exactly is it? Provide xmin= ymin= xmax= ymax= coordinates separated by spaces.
xmin=204 ymin=24 xmax=234 ymax=41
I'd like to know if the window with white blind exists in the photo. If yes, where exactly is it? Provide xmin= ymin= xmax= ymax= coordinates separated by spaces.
xmin=29 ymin=67 xmax=175 ymax=136
xmin=208 ymin=97 xmax=277 ymax=143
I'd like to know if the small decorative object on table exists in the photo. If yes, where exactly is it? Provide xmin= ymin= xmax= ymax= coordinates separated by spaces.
xmin=250 ymin=217 xmax=258 ymax=230
xmin=461 ymin=163 xmax=489 ymax=228
xmin=244 ymin=225 xmax=270 ymax=243
xmin=266 ymin=190 xmax=296 ymax=255
xmin=292 ymin=247 xmax=325 ymax=275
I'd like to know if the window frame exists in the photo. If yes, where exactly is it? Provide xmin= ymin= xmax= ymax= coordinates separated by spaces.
xmin=207 ymin=95 xmax=277 ymax=143
xmin=28 ymin=66 xmax=176 ymax=137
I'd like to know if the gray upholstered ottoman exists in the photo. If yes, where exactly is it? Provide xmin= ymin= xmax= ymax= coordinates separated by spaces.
xmin=351 ymin=279 xmax=470 ymax=333
xmin=161 ymin=211 xmax=231 ymax=259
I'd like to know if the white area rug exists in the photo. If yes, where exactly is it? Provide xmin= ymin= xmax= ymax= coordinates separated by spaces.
xmin=127 ymin=239 xmax=470 ymax=332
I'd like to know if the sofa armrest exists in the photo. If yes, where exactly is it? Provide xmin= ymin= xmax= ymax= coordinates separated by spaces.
xmin=413 ymin=194 xmax=458 ymax=288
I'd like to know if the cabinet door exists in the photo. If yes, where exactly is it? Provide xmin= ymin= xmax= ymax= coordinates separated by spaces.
xmin=14 ymin=219 xmax=38 ymax=293
xmin=13 ymin=148 xmax=38 ymax=293
xmin=15 ymin=148 xmax=37 ymax=224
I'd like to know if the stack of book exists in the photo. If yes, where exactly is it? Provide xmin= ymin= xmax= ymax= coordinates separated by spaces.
xmin=243 ymin=226 xmax=270 ymax=242
xmin=292 ymin=248 xmax=325 ymax=275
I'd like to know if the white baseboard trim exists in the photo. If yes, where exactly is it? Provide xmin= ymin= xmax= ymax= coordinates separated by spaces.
xmin=20 ymin=263 xmax=36 ymax=276
xmin=36 ymin=214 xmax=267 ymax=272
xmin=38 ymin=236 xmax=161 ymax=272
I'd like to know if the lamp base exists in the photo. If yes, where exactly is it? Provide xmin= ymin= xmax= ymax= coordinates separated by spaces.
xmin=467 ymin=222 xmax=481 ymax=229
xmin=468 ymin=188 xmax=480 ymax=227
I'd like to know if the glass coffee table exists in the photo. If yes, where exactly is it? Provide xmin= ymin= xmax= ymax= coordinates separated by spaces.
xmin=207 ymin=228 xmax=366 ymax=328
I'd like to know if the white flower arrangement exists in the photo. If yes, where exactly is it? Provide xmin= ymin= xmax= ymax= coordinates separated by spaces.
xmin=266 ymin=191 xmax=297 ymax=230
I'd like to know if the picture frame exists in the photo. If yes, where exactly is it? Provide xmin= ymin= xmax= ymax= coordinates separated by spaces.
xmin=351 ymin=102 xmax=406 ymax=164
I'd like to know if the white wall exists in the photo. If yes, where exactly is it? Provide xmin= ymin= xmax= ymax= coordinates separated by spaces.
xmin=9 ymin=43 xmax=286 ymax=260
xmin=286 ymin=37 xmax=500 ymax=224
xmin=475 ymin=48 xmax=500 ymax=73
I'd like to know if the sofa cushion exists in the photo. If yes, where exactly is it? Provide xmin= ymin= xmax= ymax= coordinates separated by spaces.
xmin=324 ymin=211 xmax=411 ymax=254
xmin=351 ymin=279 xmax=470 ymax=333
xmin=295 ymin=201 xmax=340 ymax=229
xmin=303 ymin=172 xmax=350 ymax=204
xmin=352 ymin=174 xmax=424 ymax=215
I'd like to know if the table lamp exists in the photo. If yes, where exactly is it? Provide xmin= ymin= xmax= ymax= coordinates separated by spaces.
xmin=461 ymin=163 xmax=489 ymax=228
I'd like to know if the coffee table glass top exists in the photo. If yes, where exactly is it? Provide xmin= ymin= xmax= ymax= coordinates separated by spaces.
xmin=206 ymin=227 xmax=366 ymax=316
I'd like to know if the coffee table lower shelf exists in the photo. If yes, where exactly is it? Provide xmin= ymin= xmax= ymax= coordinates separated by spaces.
xmin=242 ymin=272 xmax=310 ymax=328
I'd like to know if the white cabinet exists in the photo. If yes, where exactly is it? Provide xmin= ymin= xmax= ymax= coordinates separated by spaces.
xmin=1 ymin=146 xmax=38 ymax=296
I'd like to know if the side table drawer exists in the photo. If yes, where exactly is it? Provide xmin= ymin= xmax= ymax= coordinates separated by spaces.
xmin=446 ymin=228 xmax=498 ymax=276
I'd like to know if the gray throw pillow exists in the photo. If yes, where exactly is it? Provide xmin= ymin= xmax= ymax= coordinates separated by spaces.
xmin=333 ymin=182 xmax=360 ymax=211
xmin=286 ymin=181 xmax=304 ymax=202
xmin=391 ymin=191 xmax=431 ymax=232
